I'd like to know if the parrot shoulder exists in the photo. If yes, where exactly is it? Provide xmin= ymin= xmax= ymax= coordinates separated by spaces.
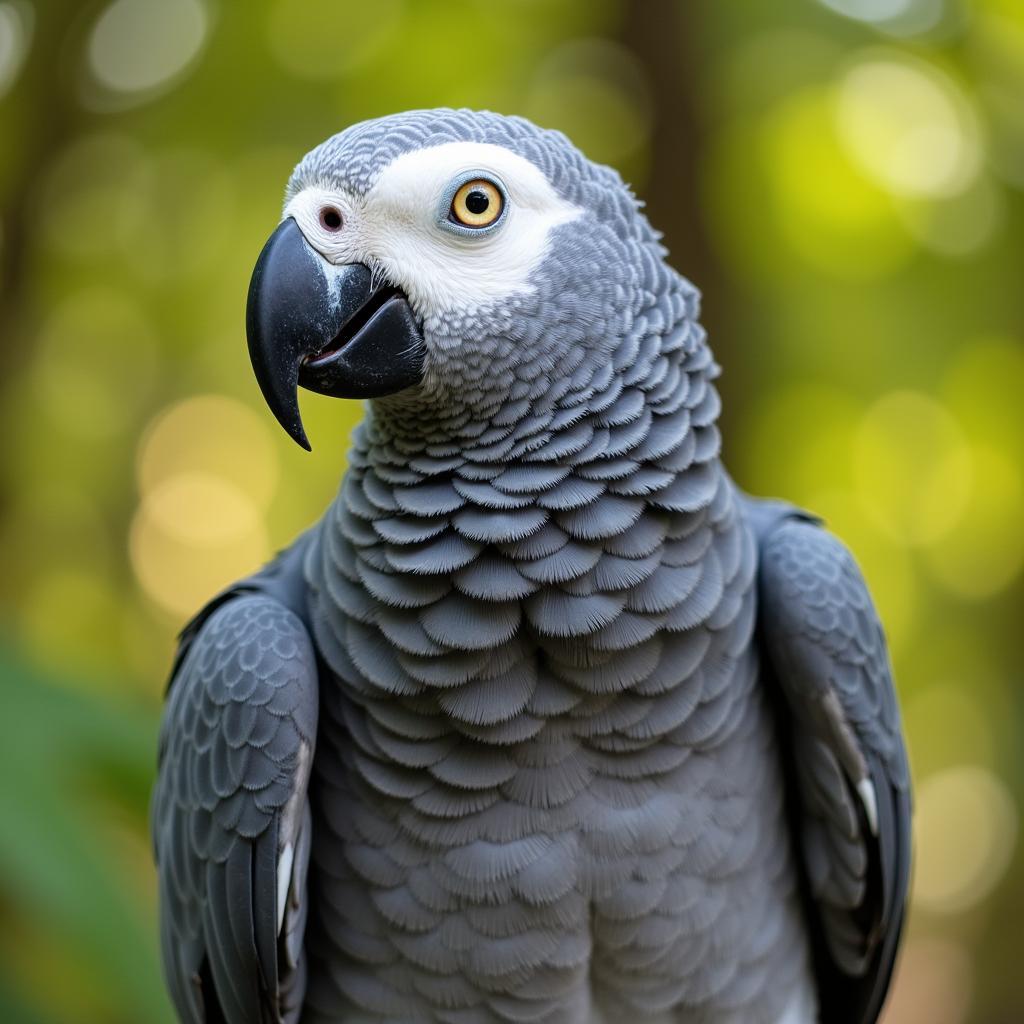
xmin=746 ymin=496 xmax=911 ymax=1024
xmin=152 ymin=535 xmax=319 ymax=1024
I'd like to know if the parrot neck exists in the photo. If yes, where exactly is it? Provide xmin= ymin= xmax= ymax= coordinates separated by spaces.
xmin=306 ymin=293 xmax=746 ymax=712
xmin=346 ymin=333 xmax=725 ymax=523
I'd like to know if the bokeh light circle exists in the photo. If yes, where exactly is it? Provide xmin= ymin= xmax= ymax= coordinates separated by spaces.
xmin=86 ymin=0 xmax=208 ymax=103
xmin=132 ymin=396 xmax=279 ymax=616
xmin=763 ymin=88 xmax=913 ymax=279
xmin=142 ymin=473 xmax=263 ymax=547
xmin=0 ymin=1 xmax=32 ymax=100
xmin=913 ymin=765 xmax=1018 ymax=914
xmin=942 ymin=336 xmax=1024 ymax=460
xmin=924 ymin=445 xmax=1024 ymax=598
xmin=820 ymin=0 xmax=946 ymax=37
xmin=130 ymin=476 xmax=270 ymax=617
xmin=837 ymin=54 xmax=982 ymax=199
xmin=853 ymin=390 xmax=972 ymax=546
xmin=821 ymin=0 xmax=917 ymax=22
xmin=137 ymin=395 xmax=280 ymax=510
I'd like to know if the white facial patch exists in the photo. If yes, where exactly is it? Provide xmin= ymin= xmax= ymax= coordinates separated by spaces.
xmin=285 ymin=141 xmax=581 ymax=320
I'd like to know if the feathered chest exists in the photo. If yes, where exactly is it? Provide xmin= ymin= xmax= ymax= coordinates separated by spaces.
xmin=301 ymin=315 xmax=760 ymax=782
xmin=298 ymin=447 xmax=774 ymax=1010
xmin=305 ymin=457 xmax=758 ymax=753
xmin=287 ymin=333 xmax=801 ymax=1024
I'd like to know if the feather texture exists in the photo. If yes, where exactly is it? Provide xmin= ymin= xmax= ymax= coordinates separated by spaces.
xmin=155 ymin=109 xmax=907 ymax=1024
xmin=752 ymin=503 xmax=911 ymax=1024
xmin=153 ymin=558 xmax=319 ymax=1024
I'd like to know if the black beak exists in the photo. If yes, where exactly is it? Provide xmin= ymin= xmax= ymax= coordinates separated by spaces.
xmin=245 ymin=217 xmax=425 ymax=450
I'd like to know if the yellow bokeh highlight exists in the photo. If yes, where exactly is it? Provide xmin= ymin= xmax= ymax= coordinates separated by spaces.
xmin=137 ymin=394 xmax=280 ymax=509
xmin=837 ymin=53 xmax=982 ymax=199
xmin=142 ymin=473 xmax=263 ymax=547
xmin=132 ymin=395 xmax=279 ymax=616
xmin=737 ymin=382 xmax=924 ymax=654
xmin=762 ymin=87 xmax=913 ymax=279
xmin=913 ymin=765 xmax=1018 ymax=915
xmin=924 ymin=445 xmax=1024 ymax=598
xmin=942 ymin=335 xmax=1024 ymax=461
xmin=853 ymin=390 xmax=972 ymax=546
xmin=130 ymin=480 xmax=270 ymax=618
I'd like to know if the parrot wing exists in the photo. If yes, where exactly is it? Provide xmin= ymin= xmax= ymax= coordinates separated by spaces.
xmin=749 ymin=500 xmax=911 ymax=1024
xmin=152 ymin=543 xmax=319 ymax=1024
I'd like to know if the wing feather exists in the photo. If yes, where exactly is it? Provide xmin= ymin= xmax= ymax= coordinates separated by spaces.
xmin=750 ymin=502 xmax=911 ymax=1024
xmin=152 ymin=593 xmax=318 ymax=1024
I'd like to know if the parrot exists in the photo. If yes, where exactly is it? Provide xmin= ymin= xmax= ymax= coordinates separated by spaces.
xmin=151 ymin=109 xmax=911 ymax=1024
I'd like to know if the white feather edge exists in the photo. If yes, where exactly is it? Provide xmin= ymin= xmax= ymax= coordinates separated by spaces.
xmin=776 ymin=983 xmax=819 ymax=1024
xmin=275 ymin=739 xmax=311 ymax=934
xmin=857 ymin=775 xmax=880 ymax=836
xmin=276 ymin=842 xmax=295 ymax=933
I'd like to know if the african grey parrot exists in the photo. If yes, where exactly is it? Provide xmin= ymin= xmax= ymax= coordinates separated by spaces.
xmin=152 ymin=109 xmax=911 ymax=1024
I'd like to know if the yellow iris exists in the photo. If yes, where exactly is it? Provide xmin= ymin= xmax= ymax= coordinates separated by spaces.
xmin=450 ymin=179 xmax=503 ymax=228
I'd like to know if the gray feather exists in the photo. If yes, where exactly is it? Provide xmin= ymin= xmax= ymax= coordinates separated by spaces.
xmin=752 ymin=502 xmax=911 ymax=1015
xmin=155 ymin=109 xmax=909 ymax=1024
xmin=153 ymin=583 xmax=318 ymax=1024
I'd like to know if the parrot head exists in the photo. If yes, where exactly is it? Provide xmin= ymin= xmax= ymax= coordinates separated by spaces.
xmin=246 ymin=108 xmax=666 ymax=449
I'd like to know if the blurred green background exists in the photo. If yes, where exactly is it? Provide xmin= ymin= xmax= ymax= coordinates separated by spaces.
xmin=0 ymin=0 xmax=1021 ymax=1021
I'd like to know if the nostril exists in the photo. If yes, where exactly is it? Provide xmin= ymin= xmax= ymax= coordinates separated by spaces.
xmin=319 ymin=206 xmax=342 ymax=231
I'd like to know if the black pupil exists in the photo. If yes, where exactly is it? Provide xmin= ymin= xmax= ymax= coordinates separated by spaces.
xmin=465 ymin=189 xmax=490 ymax=215
xmin=321 ymin=208 xmax=342 ymax=229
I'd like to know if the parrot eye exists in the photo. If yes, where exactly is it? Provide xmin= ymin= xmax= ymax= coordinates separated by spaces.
xmin=319 ymin=206 xmax=343 ymax=231
xmin=448 ymin=178 xmax=504 ymax=229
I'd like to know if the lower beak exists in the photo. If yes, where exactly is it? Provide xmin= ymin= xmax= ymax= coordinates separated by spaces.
xmin=245 ymin=217 xmax=425 ymax=450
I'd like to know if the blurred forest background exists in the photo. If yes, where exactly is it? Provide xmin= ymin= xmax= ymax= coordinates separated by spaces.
xmin=0 ymin=0 xmax=1021 ymax=1021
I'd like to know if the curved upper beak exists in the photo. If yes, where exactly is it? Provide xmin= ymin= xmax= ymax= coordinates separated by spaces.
xmin=245 ymin=217 xmax=425 ymax=450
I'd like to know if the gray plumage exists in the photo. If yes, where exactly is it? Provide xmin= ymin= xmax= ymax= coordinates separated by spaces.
xmin=152 ymin=109 xmax=911 ymax=1024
